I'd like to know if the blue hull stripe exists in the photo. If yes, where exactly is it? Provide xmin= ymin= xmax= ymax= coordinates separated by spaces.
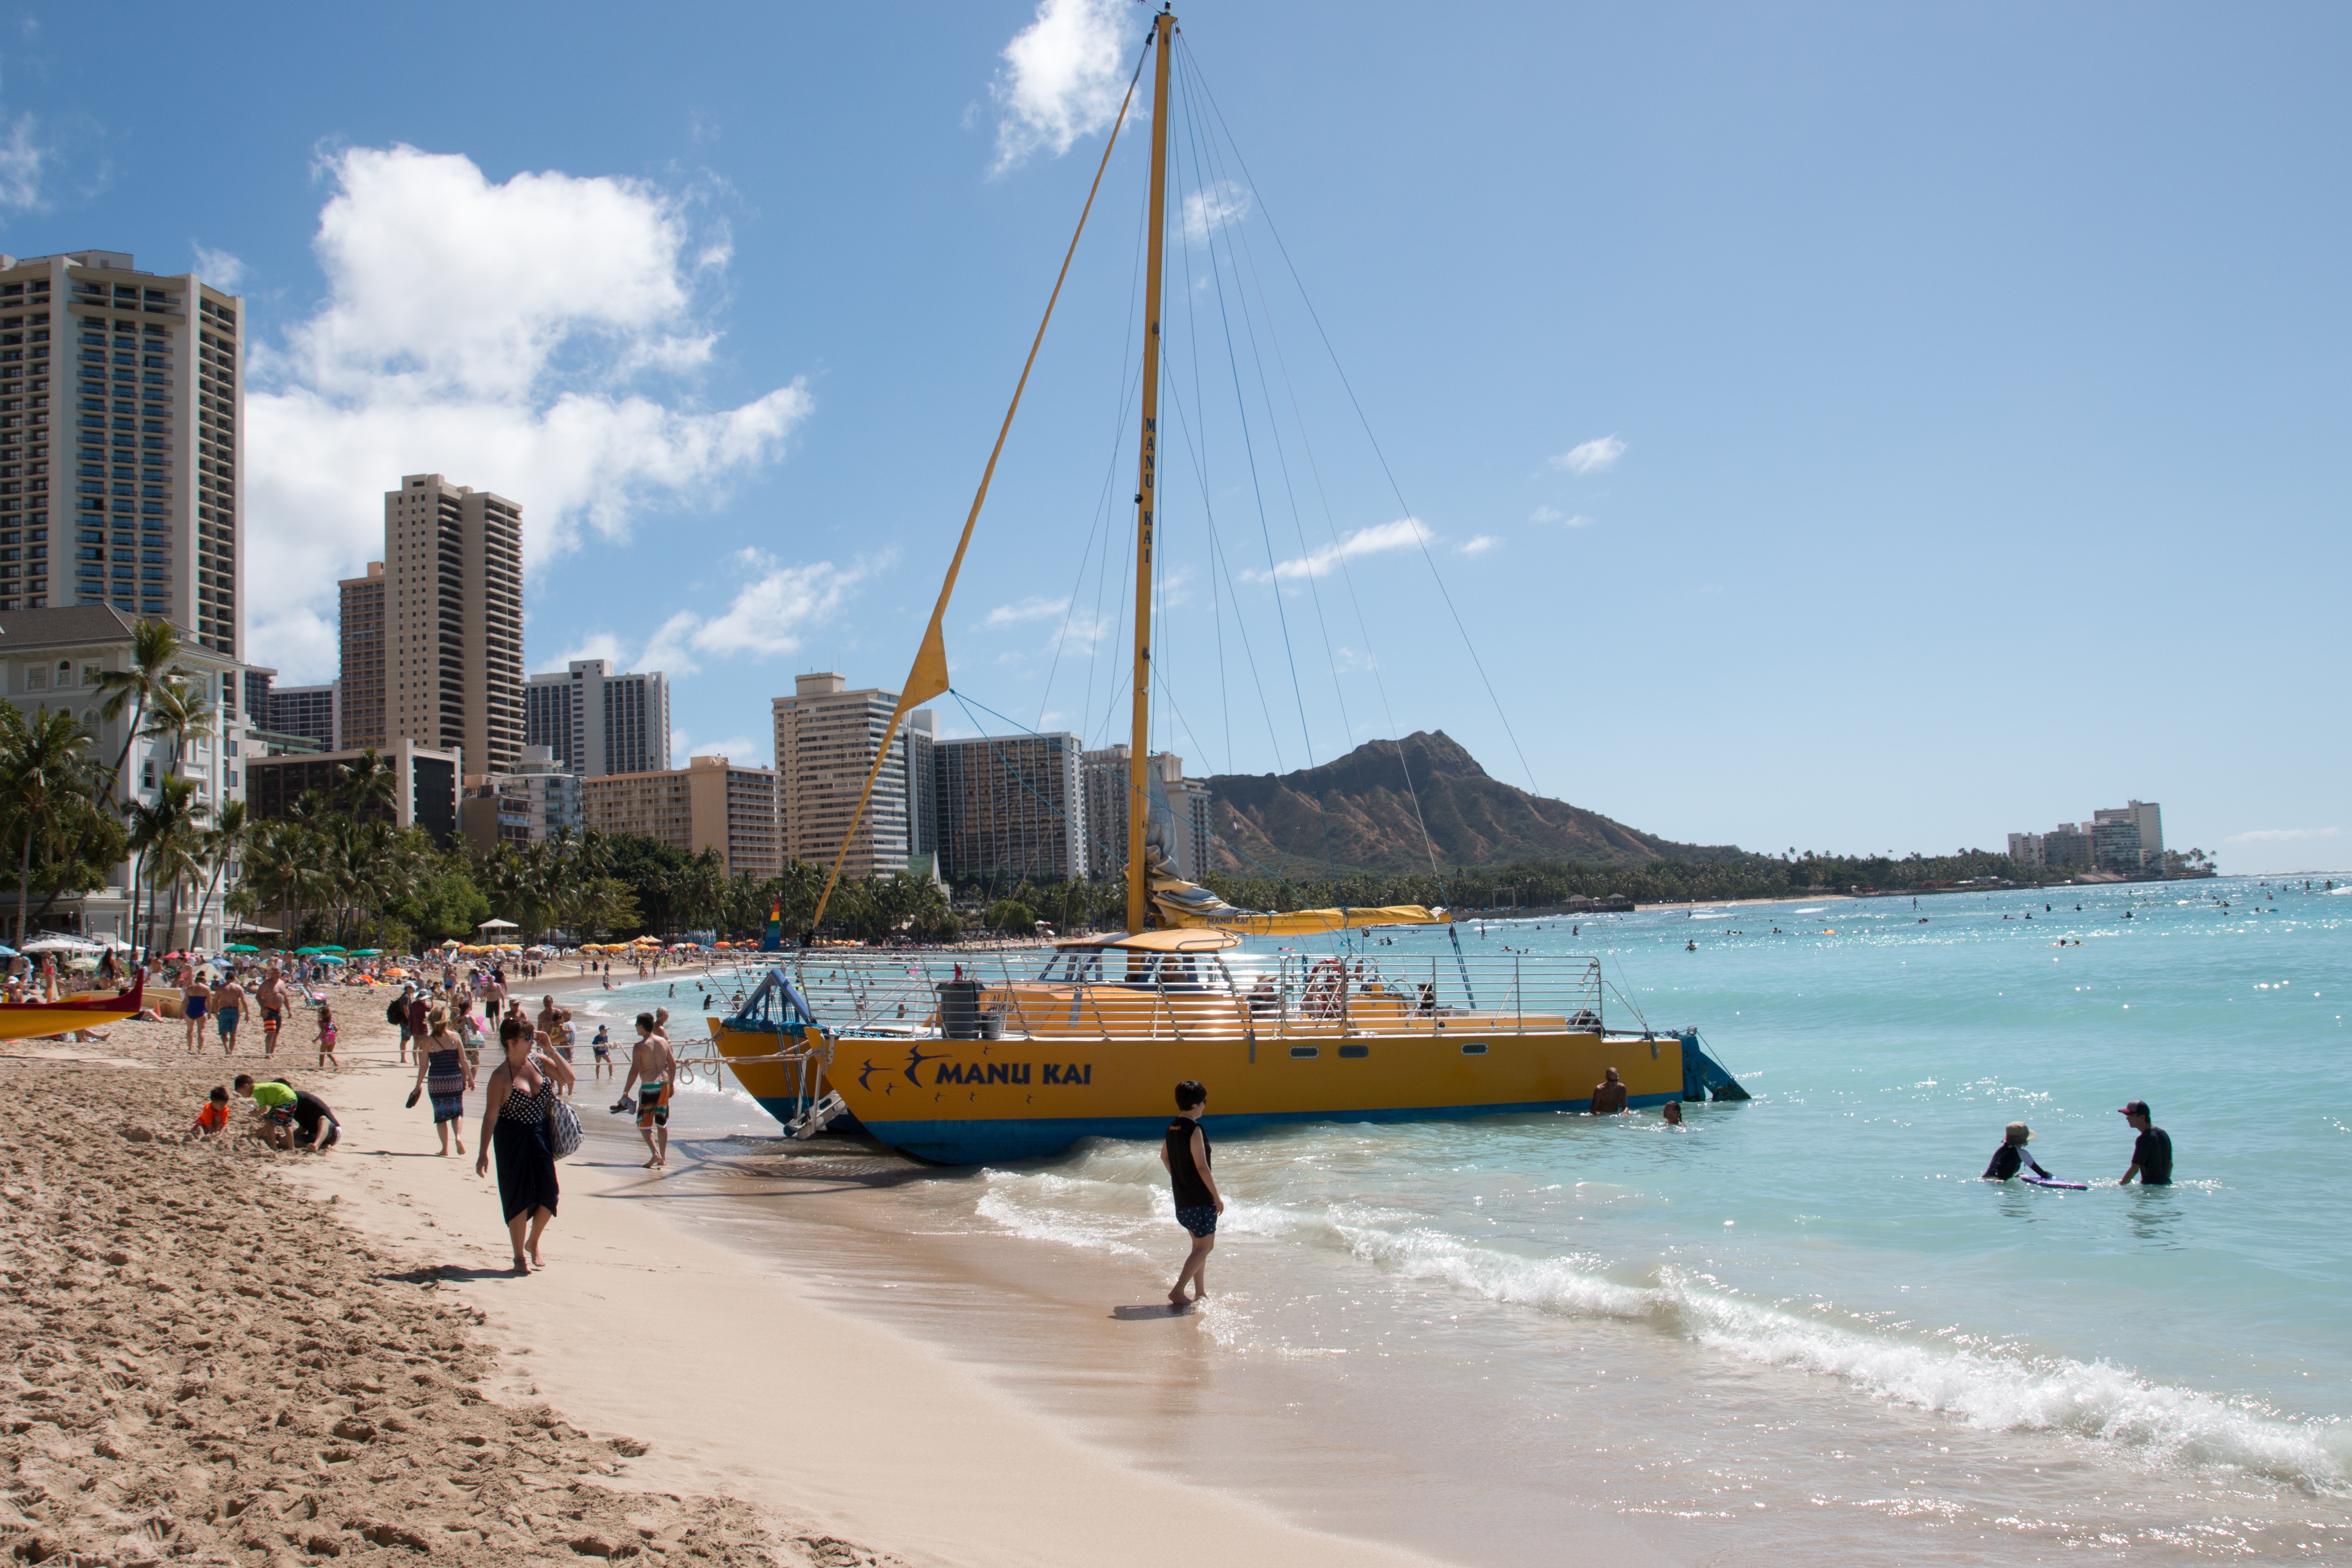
xmin=832 ymin=1094 xmax=1678 ymax=1165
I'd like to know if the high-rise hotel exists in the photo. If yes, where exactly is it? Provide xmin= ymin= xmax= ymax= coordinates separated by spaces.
xmin=0 ymin=250 xmax=244 ymax=658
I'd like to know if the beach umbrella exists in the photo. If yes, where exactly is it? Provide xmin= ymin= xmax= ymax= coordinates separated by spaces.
xmin=316 ymin=954 xmax=347 ymax=965
xmin=223 ymin=943 xmax=260 ymax=954
xmin=350 ymin=948 xmax=382 ymax=956
xmin=318 ymin=945 xmax=348 ymax=953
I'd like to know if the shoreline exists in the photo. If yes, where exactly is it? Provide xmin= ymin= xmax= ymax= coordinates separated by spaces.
xmin=276 ymin=1010 xmax=1476 ymax=1568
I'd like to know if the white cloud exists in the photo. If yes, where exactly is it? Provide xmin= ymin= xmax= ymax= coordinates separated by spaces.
xmin=0 ymin=111 xmax=44 ymax=212
xmin=540 ymin=631 xmax=630 ymax=675
xmin=1183 ymin=182 xmax=1251 ymax=243
xmin=984 ymin=595 xmax=1071 ymax=628
xmin=1243 ymin=518 xmax=1432 ymax=585
xmin=1530 ymin=506 xmax=1593 ymax=528
xmin=992 ymin=0 xmax=1134 ymax=173
xmin=2225 ymin=826 xmax=2342 ymax=844
xmin=247 ymin=145 xmax=813 ymax=681
xmin=191 ymin=245 xmax=246 ymax=292
xmin=691 ymin=737 xmax=759 ymax=763
xmin=1552 ymin=434 xmax=1626 ymax=474
xmin=1459 ymin=534 xmax=1501 ymax=556
xmin=623 ymin=550 xmax=892 ymax=677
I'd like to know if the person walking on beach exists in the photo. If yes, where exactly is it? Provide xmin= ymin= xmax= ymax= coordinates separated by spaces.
xmin=537 ymin=996 xmax=573 ymax=1087
xmin=413 ymin=1003 xmax=474 ymax=1157
xmin=388 ymin=985 xmax=416 ymax=1064
xmin=1983 ymin=1121 xmax=2054 ymax=1181
xmin=255 ymin=964 xmax=288 ymax=1058
xmin=181 ymin=965 xmax=210 ymax=1054
xmin=621 ymin=1013 xmax=676 ymax=1170
xmin=1591 ymin=1066 xmax=1629 ymax=1115
xmin=476 ymin=1015 xmax=573 ymax=1273
xmin=589 ymin=1024 xmax=613 ymax=1083
xmin=314 ymin=1002 xmax=339 ymax=1069
xmin=213 ymin=972 xmax=246 ymax=1056
xmin=2117 ymin=1101 xmax=2173 ymax=1186
xmin=1160 ymin=1081 xmax=1222 ymax=1307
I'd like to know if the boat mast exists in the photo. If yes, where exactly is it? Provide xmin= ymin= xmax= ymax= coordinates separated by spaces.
xmin=1126 ymin=5 xmax=1176 ymax=935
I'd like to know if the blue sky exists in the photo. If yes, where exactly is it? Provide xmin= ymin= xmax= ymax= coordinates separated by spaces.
xmin=5 ymin=2 xmax=2344 ymax=874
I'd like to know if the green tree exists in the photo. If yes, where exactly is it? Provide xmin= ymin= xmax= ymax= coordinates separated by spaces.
xmin=0 ymin=705 xmax=100 ymax=945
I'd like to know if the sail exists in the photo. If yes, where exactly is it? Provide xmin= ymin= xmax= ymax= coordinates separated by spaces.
xmin=1147 ymin=868 xmax=1448 ymax=935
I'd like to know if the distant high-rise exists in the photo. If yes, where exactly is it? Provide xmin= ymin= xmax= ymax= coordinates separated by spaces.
xmin=936 ymin=732 xmax=1087 ymax=883
xmin=382 ymin=474 xmax=522 ymax=776
xmin=0 ymin=250 xmax=244 ymax=657
xmin=1081 ymin=745 xmax=1213 ymax=880
xmin=524 ymin=658 xmax=670 ymax=777
xmin=267 ymin=682 xmax=338 ymax=752
xmin=579 ymin=756 xmax=780 ymax=879
xmin=337 ymin=561 xmax=386 ymax=750
xmin=773 ymin=673 xmax=920 ymax=879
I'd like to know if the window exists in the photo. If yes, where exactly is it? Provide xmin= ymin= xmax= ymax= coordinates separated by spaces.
xmin=23 ymin=663 xmax=43 ymax=690
xmin=81 ymin=663 xmax=98 ymax=687
xmin=53 ymin=660 xmax=70 ymax=685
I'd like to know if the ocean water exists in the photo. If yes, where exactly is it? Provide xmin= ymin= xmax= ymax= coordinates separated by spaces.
xmin=588 ymin=875 xmax=2352 ymax=1562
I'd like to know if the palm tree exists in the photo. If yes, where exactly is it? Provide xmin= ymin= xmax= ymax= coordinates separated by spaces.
xmin=185 ymin=799 xmax=248 ymax=953
xmin=139 ymin=675 xmax=216 ymax=777
xmin=0 ymin=705 xmax=99 ymax=945
xmin=93 ymin=618 xmax=179 ymax=804
xmin=334 ymin=748 xmax=399 ymax=822
xmin=127 ymin=778 xmax=205 ymax=955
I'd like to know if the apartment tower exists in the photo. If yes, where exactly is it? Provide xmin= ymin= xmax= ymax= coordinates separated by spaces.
xmin=524 ymin=657 xmax=671 ymax=777
xmin=383 ymin=474 xmax=523 ymax=775
xmin=578 ymin=756 xmax=781 ymax=879
xmin=773 ymin=673 xmax=920 ymax=879
xmin=337 ymin=562 xmax=387 ymax=749
xmin=0 ymin=250 xmax=244 ymax=657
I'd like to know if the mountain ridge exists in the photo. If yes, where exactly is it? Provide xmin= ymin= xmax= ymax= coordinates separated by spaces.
xmin=1203 ymin=731 xmax=1748 ymax=879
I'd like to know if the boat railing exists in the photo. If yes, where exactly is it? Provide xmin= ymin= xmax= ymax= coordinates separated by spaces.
xmin=771 ymin=948 xmax=1607 ymax=1043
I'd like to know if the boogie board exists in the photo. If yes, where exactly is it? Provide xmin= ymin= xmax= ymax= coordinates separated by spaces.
xmin=2023 ymin=1174 xmax=2089 ymax=1191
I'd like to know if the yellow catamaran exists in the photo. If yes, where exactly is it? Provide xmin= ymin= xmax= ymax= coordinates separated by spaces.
xmin=707 ymin=9 xmax=1741 ymax=1163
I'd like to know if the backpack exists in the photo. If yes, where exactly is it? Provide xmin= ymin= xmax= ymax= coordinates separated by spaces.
xmin=546 ymin=1095 xmax=583 ymax=1161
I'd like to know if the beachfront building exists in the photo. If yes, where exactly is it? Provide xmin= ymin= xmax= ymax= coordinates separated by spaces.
xmin=523 ymin=658 xmax=670 ymax=777
xmin=382 ymin=474 xmax=524 ymax=776
xmin=0 ymin=604 xmax=247 ymax=945
xmin=2041 ymin=824 xmax=2092 ymax=870
xmin=579 ymin=755 xmax=781 ymax=878
xmin=458 ymin=745 xmax=584 ymax=853
xmin=935 ymin=732 xmax=1087 ymax=884
xmin=0 ymin=251 xmax=246 ymax=658
xmin=244 ymin=737 xmax=460 ymax=846
xmin=2094 ymin=801 xmax=2163 ymax=868
xmin=337 ymin=561 xmax=386 ymax=749
xmin=1080 ymin=745 xmax=1215 ymax=881
xmin=2091 ymin=816 xmax=2143 ymax=874
xmin=2006 ymin=832 xmax=2045 ymax=869
xmin=772 ymin=673 xmax=928 ymax=880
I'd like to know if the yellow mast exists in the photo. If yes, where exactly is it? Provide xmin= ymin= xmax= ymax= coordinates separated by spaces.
xmin=1126 ymin=6 xmax=1176 ymax=935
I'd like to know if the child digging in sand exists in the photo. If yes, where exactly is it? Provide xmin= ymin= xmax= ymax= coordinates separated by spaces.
xmin=190 ymin=1085 xmax=230 ymax=1137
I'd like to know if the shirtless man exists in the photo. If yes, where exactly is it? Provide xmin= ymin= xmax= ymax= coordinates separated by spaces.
xmin=212 ymin=972 xmax=248 ymax=1056
xmin=621 ymin=1012 xmax=677 ymax=1170
xmin=1590 ymin=1065 xmax=1629 ymax=1115
xmin=255 ymin=964 xmax=290 ymax=1059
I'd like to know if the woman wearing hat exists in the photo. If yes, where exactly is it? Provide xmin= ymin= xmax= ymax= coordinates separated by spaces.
xmin=1982 ymin=1121 xmax=2056 ymax=1182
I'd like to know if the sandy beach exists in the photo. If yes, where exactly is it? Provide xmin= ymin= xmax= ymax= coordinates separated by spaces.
xmin=0 ymin=996 xmax=1481 ymax=1568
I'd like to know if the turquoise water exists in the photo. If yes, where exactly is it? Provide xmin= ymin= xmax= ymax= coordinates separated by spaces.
xmin=598 ymin=875 xmax=2352 ymax=1560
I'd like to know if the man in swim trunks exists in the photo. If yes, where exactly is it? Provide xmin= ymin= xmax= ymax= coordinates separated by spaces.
xmin=590 ymin=1025 xmax=613 ymax=1082
xmin=213 ymin=973 xmax=247 ymax=1056
xmin=621 ymin=1012 xmax=676 ymax=1170
xmin=1590 ymin=1065 xmax=1629 ymax=1115
xmin=255 ymin=965 xmax=289 ymax=1058
xmin=538 ymin=996 xmax=574 ymax=1085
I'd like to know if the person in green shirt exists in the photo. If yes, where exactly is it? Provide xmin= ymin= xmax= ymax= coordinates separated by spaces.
xmin=233 ymin=1075 xmax=340 ymax=1153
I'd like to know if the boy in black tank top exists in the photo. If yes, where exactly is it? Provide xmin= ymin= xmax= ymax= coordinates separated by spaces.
xmin=1159 ymin=1079 xmax=1223 ymax=1308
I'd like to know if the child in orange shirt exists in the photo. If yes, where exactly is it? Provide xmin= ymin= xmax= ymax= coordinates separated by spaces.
xmin=191 ymin=1085 xmax=231 ymax=1136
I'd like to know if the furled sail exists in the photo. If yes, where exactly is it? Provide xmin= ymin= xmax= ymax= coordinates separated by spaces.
xmin=1147 ymin=864 xmax=1448 ymax=935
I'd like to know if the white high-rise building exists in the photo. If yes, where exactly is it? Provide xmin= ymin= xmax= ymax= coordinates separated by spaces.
xmin=773 ymin=673 xmax=924 ymax=879
xmin=0 ymin=251 xmax=244 ymax=659
xmin=524 ymin=658 xmax=671 ymax=778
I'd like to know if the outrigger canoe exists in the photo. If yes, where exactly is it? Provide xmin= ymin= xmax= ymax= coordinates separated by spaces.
xmin=0 ymin=979 xmax=144 ymax=1042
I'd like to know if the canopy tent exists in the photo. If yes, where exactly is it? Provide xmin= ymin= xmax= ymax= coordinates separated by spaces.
xmin=477 ymin=919 xmax=519 ymax=932
xmin=87 ymin=932 xmax=135 ymax=951
xmin=20 ymin=933 xmax=104 ymax=954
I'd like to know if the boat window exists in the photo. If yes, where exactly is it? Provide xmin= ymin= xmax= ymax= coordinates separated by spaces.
xmin=1460 ymin=1042 xmax=1489 ymax=1056
xmin=1337 ymin=1044 xmax=1370 ymax=1059
xmin=1289 ymin=1045 xmax=1318 ymax=1058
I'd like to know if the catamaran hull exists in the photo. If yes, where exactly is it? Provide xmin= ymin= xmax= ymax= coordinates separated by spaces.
xmin=828 ymin=1026 xmax=1687 ymax=1165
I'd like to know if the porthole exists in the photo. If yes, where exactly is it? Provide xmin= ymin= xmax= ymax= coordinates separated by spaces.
xmin=1289 ymin=1045 xmax=1318 ymax=1059
xmin=1460 ymin=1042 xmax=1489 ymax=1056
xmin=1337 ymin=1044 xmax=1369 ymax=1059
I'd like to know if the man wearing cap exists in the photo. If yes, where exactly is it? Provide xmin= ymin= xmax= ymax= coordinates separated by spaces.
xmin=2117 ymin=1100 xmax=2172 ymax=1186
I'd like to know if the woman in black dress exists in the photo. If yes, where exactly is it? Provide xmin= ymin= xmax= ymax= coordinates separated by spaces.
xmin=474 ymin=1015 xmax=575 ymax=1273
